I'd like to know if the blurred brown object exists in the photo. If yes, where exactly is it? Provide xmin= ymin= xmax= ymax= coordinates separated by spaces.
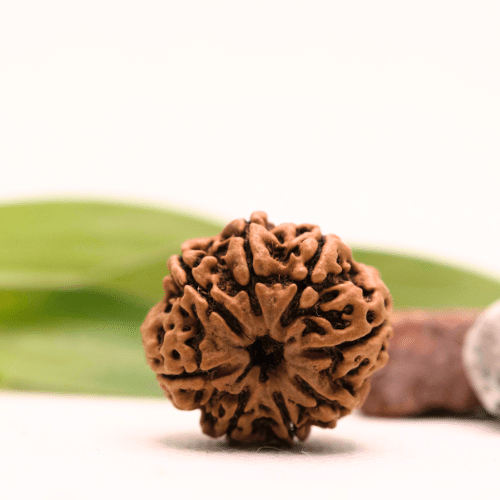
xmin=361 ymin=309 xmax=483 ymax=417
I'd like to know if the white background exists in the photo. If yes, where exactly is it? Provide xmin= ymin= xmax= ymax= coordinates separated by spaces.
xmin=1 ymin=0 xmax=499 ymax=278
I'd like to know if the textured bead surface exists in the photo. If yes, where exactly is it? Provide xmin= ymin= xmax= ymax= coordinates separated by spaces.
xmin=463 ymin=300 xmax=500 ymax=417
xmin=361 ymin=309 xmax=482 ymax=417
xmin=141 ymin=212 xmax=393 ymax=442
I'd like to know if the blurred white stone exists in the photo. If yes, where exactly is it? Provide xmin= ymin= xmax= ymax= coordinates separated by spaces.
xmin=463 ymin=300 xmax=500 ymax=416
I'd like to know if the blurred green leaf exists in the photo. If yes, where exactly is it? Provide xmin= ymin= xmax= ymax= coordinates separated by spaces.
xmin=354 ymin=249 xmax=500 ymax=309
xmin=0 ymin=323 xmax=162 ymax=397
xmin=1 ymin=200 xmax=499 ymax=397
xmin=0 ymin=288 xmax=146 ymax=328
xmin=0 ymin=200 xmax=221 ymax=293
xmin=0 ymin=200 xmax=221 ymax=396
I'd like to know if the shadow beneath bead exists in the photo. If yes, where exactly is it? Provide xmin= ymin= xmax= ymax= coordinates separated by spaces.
xmin=412 ymin=409 xmax=500 ymax=434
xmin=362 ymin=407 xmax=500 ymax=432
xmin=411 ymin=407 xmax=493 ymax=420
xmin=157 ymin=431 xmax=362 ymax=455
xmin=361 ymin=406 xmax=496 ymax=421
xmin=473 ymin=417 xmax=500 ymax=432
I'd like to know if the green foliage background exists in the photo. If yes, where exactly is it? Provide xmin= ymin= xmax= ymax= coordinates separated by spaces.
xmin=1 ymin=201 xmax=499 ymax=397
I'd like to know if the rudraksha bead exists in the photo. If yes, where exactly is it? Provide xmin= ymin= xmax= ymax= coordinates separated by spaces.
xmin=141 ymin=212 xmax=392 ymax=443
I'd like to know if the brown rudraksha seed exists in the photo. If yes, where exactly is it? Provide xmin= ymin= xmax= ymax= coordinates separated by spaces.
xmin=141 ymin=212 xmax=393 ymax=443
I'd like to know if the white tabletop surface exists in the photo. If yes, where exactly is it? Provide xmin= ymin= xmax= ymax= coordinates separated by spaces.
xmin=1 ymin=391 xmax=499 ymax=500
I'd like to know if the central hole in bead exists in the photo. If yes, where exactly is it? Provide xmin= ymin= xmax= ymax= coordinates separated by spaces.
xmin=247 ymin=335 xmax=284 ymax=382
